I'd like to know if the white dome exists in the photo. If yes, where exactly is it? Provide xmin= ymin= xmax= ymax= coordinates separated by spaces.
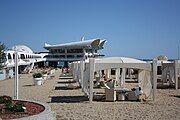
xmin=11 ymin=45 xmax=33 ymax=53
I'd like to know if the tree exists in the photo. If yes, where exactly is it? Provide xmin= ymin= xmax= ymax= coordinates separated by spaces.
xmin=0 ymin=42 xmax=6 ymax=70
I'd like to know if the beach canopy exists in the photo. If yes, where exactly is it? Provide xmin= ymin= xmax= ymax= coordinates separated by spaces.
xmin=94 ymin=57 xmax=150 ymax=72
xmin=76 ymin=57 xmax=153 ymax=102
xmin=95 ymin=57 xmax=146 ymax=63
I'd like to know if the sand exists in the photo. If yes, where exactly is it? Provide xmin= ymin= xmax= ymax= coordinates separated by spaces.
xmin=0 ymin=69 xmax=180 ymax=120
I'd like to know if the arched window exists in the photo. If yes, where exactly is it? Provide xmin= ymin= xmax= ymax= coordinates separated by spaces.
xmin=8 ymin=53 xmax=12 ymax=59
xmin=20 ymin=54 xmax=25 ymax=59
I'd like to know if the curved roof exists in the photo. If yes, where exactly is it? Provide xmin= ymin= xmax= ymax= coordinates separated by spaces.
xmin=11 ymin=45 xmax=33 ymax=53
xmin=95 ymin=57 xmax=146 ymax=63
xmin=44 ymin=38 xmax=106 ymax=50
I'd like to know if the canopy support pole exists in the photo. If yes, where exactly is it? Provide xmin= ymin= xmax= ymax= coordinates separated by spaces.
xmin=153 ymin=60 xmax=157 ymax=101
xmin=174 ymin=60 xmax=179 ymax=89
xmin=80 ymin=60 xmax=84 ymax=92
xmin=89 ymin=58 xmax=95 ymax=102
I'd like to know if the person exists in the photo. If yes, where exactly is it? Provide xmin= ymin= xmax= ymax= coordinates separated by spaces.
xmin=102 ymin=74 xmax=108 ymax=81
xmin=62 ymin=68 xmax=64 ymax=73
xmin=134 ymin=87 xmax=141 ymax=96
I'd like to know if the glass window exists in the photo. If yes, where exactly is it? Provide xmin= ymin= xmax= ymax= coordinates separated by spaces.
xmin=85 ymin=49 xmax=92 ymax=53
xmin=20 ymin=54 xmax=25 ymax=59
xmin=67 ymin=55 xmax=74 ymax=58
xmin=8 ymin=53 xmax=12 ymax=59
xmin=77 ymin=55 xmax=83 ymax=58
xmin=67 ymin=49 xmax=83 ymax=53
xmin=60 ymin=55 xmax=65 ymax=58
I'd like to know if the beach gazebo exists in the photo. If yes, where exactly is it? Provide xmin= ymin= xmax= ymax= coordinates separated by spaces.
xmin=161 ymin=60 xmax=180 ymax=89
xmin=78 ymin=57 xmax=157 ymax=102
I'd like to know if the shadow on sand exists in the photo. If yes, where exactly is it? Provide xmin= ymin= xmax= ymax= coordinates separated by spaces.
xmin=23 ymin=84 xmax=34 ymax=87
xmin=157 ymin=84 xmax=175 ymax=89
xmin=54 ymin=86 xmax=80 ymax=90
xmin=50 ymin=96 xmax=88 ymax=103
xmin=170 ymin=95 xmax=180 ymax=98
xmin=57 ymin=81 xmax=76 ymax=84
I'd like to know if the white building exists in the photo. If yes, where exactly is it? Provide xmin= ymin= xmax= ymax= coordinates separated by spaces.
xmin=0 ymin=45 xmax=47 ymax=80
xmin=44 ymin=38 xmax=106 ymax=67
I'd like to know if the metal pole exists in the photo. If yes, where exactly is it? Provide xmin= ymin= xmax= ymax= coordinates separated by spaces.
xmin=14 ymin=46 xmax=19 ymax=99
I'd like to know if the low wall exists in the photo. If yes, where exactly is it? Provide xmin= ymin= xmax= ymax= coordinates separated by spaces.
xmin=14 ymin=100 xmax=56 ymax=120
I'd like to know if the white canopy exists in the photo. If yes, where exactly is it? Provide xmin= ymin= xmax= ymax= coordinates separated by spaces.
xmin=94 ymin=57 xmax=151 ymax=72
xmin=95 ymin=57 xmax=146 ymax=63
xmin=78 ymin=57 xmax=153 ymax=102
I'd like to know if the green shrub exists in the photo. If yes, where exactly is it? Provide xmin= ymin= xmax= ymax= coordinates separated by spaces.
xmin=32 ymin=72 xmax=43 ymax=78
xmin=0 ymin=95 xmax=26 ymax=113
xmin=0 ymin=95 xmax=12 ymax=106
xmin=6 ymin=101 xmax=25 ymax=112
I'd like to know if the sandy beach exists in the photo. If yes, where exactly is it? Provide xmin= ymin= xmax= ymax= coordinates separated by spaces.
xmin=0 ymin=69 xmax=180 ymax=120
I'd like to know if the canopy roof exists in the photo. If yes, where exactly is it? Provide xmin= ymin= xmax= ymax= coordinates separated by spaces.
xmin=93 ymin=57 xmax=151 ymax=71
xmin=95 ymin=57 xmax=146 ymax=63
xmin=44 ymin=38 xmax=106 ymax=50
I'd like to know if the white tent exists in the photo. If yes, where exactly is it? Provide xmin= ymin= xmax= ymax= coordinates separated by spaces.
xmin=77 ymin=57 xmax=157 ymax=102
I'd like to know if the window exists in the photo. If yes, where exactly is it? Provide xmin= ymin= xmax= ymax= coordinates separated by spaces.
xmin=20 ymin=54 xmax=25 ymax=59
xmin=60 ymin=55 xmax=65 ymax=58
xmin=58 ymin=49 xmax=65 ymax=53
xmin=8 ymin=53 xmax=12 ymax=59
xmin=50 ymin=49 xmax=65 ymax=53
xmin=67 ymin=49 xmax=83 ymax=53
xmin=77 ymin=55 xmax=83 ymax=58
xmin=67 ymin=55 xmax=74 ymax=58
xmin=85 ymin=49 xmax=92 ymax=53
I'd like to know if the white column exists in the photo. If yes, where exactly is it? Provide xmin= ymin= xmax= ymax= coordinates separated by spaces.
xmin=106 ymin=69 xmax=111 ymax=78
xmin=115 ymin=68 xmax=120 ymax=85
xmin=153 ymin=60 xmax=157 ymax=101
xmin=83 ymin=48 xmax=86 ymax=60
xmin=14 ymin=47 xmax=19 ymax=99
xmin=80 ymin=60 xmax=84 ymax=91
xmin=89 ymin=58 xmax=95 ymax=102
xmin=174 ymin=60 xmax=178 ymax=89
xmin=120 ymin=68 xmax=126 ymax=88
xmin=129 ymin=68 xmax=133 ymax=80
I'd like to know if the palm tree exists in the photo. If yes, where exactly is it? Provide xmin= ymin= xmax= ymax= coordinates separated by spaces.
xmin=0 ymin=42 xmax=6 ymax=70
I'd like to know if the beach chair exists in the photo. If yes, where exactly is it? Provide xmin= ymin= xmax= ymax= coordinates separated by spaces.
xmin=105 ymin=80 xmax=116 ymax=101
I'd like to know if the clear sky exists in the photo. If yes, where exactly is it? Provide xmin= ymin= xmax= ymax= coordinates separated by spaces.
xmin=0 ymin=0 xmax=180 ymax=59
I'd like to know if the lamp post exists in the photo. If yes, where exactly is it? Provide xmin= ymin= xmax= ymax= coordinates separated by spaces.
xmin=14 ymin=46 xmax=19 ymax=99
